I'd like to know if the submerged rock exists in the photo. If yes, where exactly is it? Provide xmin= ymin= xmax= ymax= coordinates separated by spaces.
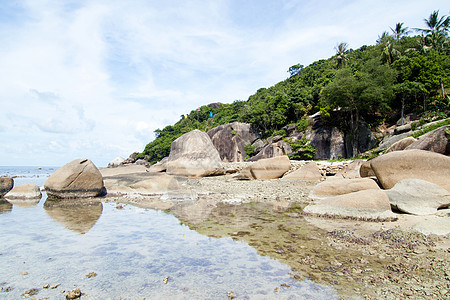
xmin=386 ymin=179 xmax=450 ymax=215
xmin=44 ymin=158 xmax=105 ymax=198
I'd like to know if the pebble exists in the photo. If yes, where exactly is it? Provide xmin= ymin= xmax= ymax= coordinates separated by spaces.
xmin=66 ymin=288 xmax=82 ymax=299
xmin=21 ymin=271 xmax=28 ymax=275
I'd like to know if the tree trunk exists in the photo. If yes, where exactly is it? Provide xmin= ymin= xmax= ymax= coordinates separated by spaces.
xmin=401 ymin=97 xmax=405 ymax=126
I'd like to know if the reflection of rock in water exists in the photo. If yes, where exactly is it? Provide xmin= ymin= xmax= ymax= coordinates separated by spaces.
xmin=7 ymin=199 xmax=40 ymax=207
xmin=44 ymin=199 xmax=103 ymax=234
xmin=0 ymin=199 xmax=12 ymax=214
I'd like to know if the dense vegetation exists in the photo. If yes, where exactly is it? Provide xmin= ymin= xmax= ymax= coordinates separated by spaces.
xmin=138 ymin=11 xmax=450 ymax=164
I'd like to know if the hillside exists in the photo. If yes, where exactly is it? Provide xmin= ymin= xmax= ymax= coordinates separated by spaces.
xmin=137 ymin=11 xmax=450 ymax=164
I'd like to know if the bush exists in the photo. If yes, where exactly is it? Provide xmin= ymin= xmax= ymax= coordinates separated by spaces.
xmin=244 ymin=144 xmax=257 ymax=157
xmin=411 ymin=118 xmax=450 ymax=138
xmin=295 ymin=118 xmax=309 ymax=132
xmin=288 ymin=138 xmax=316 ymax=160
xmin=272 ymin=129 xmax=286 ymax=137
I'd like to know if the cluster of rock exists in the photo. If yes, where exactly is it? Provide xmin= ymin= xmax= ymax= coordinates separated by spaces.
xmin=303 ymin=149 xmax=450 ymax=231
xmin=1 ymin=177 xmax=42 ymax=203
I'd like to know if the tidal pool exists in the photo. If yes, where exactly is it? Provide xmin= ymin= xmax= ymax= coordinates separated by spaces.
xmin=0 ymin=194 xmax=338 ymax=299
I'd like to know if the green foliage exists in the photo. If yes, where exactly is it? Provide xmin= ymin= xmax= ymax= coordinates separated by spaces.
xmin=244 ymin=144 xmax=257 ymax=157
xmin=272 ymin=129 xmax=286 ymax=137
xmin=288 ymin=138 xmax=316 ymax=160
xmin=138 ymin=11 xmax=450 ymax=161
xmin=411 ymin=118 xmax=450 ymax=138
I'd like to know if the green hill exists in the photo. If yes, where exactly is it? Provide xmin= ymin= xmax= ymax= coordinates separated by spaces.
xmin=137 ymin=11 xmax=450 ymax=164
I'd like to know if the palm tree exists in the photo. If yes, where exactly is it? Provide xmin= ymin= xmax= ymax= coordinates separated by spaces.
xmin=377 ymin=31 xmax=390 ymax=44
xmin=390 ymin=22 xmax=410 ymax=40
xmin=335 ymin=42 xmax=349 ymax=68
xmin=417 ymin=10 xmax=449 ymax=35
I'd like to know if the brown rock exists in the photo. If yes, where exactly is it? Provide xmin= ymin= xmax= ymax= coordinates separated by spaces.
xmin=385 ymin=137 xmax=417 ymax=153
xmin=359 ymin=161 xmax=375 ymax=177
xmin=148 ymin=157 xmax=168 ymax=172
xmin=334 ymin=160 xmax=364 ymax=179
xmin=246 ymin=140 xmax=292 ymax=162
xmin=236 ymin=156 xmax=291 ymax=179
xmin=283 ymin=162 xmax=322 ymax=181
xmin=370 ymin=149 xmax=450 ymax=192
xmin=303 ymin=189 xmax=394 ymax=220
xmin=166 ymin=130 xmax=224 ymax=177
xmin=405 ymin=125 xmax=450 ymax=155
xmin=4 ymin=184 xmax=41 ymax=200
xmin=0 ymin=177 xmax=14 ymax=197
xmin=310 ymin=178 xmax=380 ymax=199
xmin=44 ymin=159 xmax=104 ymax=198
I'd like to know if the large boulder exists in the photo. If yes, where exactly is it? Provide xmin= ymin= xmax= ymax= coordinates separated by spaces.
xmin=310 ymin=178 xmax=380 ymax=199
xmin=405 ymin=125 xmax=450 ymax=155
xmin=235 ymin=156 xmax=291 ymax=180
xmin=108 ymin=156 xmax=125 ymax=168
xmin=308 ymin=126 xmax=346 ymax=160
xmin=283 ymin=162 xmax=322 ymax=181
xmin=303 ymin=189 xmax=394 ymax=220
xmin=166 ymin=130 xmax=224 ymax=177
xmin=44 ymin=158 xmax=105 ymax=198
xmin=207 ymin=122 xmax=258 ymax=162
xmin=370 ymin=150 xmax=450 ymax=192
xmin=412 ymin=218 xmax=450 ymax=236
xmin=0 ymin=177 xmax=14 ymax=197
xmin=344 ymin=122 xmax=378 ymax=157
xmin=385 ymin=137 xmax=417 ymax=153
xmin=359 ymin=161 xmax=376 ymax=177
xmin=377 ymin=132 xmax=412 ymax=152
xmin=4 ymin=184 xmax=42 ymax=200
xmin=246 ymin=140 xmax=292 ymax=162
xmin=386 ymin=179 xmax=450 ymax=215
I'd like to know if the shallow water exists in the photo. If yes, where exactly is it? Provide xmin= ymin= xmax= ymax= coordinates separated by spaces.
xmin=0 ymin=166 xmax=338 ymax=299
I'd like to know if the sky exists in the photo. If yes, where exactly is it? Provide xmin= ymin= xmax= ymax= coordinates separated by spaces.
xmin=0 ymin=0 xmax=448 ymax=167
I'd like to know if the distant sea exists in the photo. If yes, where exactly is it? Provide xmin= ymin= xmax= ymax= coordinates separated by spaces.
xmin=0 ymin=166 xmax=58 ymax=187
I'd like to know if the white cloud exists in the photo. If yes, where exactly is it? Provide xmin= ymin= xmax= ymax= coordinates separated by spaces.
xmin=0 ymin=0 xmax=448 ymax=166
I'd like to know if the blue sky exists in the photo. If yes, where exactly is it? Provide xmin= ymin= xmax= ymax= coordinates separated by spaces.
xmin=0 ymin=0 xmax=448 ymax=167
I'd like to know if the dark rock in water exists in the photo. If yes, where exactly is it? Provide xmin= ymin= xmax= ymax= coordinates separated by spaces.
xmin=167 ymin=130 xmax=224 ymax=177
xmin=207 ymin=122 xmax=259 ymax=162
xmin=405 ymin=125 xmax=450 ymax=155
xmin=0 ymin=177 xmax=14 ymax=197
xmin=44 ymin=158 xmax=105 ymax=198
xmin=0 ymin=199 xmax=13 ymax=214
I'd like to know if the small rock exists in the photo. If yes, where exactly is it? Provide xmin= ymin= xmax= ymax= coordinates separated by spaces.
xmin=66 ymin=288 xmax=82 ymax=299
xmin=50 ymin=283 xmax=61 ymax=289
xmin=23 ymin=288 xmax=40 ymax=297
xmin=85 ymin=272 xmax=97 ymax=278
xmin=21 ymin=271 xmax=28 ymax=275
xmin=43 ymin=284 xmax=50 ymax=289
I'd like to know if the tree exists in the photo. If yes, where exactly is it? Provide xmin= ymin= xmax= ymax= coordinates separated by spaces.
xmin=393 ymin=81 xmax=426 ymax=125
xmin=288 ymin=64 xmax=304 ymax=77
xmin=416 ymin=10 xmax=450 ymax=53
xmin=320 ymin=60 xmax=396 ymax=156
xmin=335 ymin=42 xmax=349 ymax=68
xmin=390 ymin=22 xmax=410 ymax=40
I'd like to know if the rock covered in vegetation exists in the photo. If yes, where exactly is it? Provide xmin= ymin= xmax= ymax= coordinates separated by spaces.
xmin=386 ymin=179 xmax=450 ymax=215
xmin=0 ymin=177 xmax=13 ymax=197
xmin=385 ymin=137 xmax=417 ymax=153
xmin=166 ymin=130 xmax=224 ymax=177
xmin=405 ymin=125 xmax=450 ymax=155
xmin=303 ymin=189 xmax=394 ymax=220
xmin=235 ymin=156 xmax=291 ymax=179
xmin=207 ymin=122 xmax=259 ymax=162
xmin=44 ymin=158 xmax=105 ymax=198
xmin=310 ymin=178 xmax=380 ymax=199
xmin=4 ymin=184 xmax=41 ymax=200
xmin=283 ymin=162 xmax=322 ymax=181
xmin=370 ymin=150 xmax=450 ymax=192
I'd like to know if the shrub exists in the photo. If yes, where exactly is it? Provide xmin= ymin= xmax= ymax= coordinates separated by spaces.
xmin=288 ymin=138 xmax=316 ymax=160
xmin=244 ymin=144 xmax=257 ymax=157
xmin=411 ymin=118 xmax=450 ymax=138
xmin=295 ymin=118 xmax=309 ymax=132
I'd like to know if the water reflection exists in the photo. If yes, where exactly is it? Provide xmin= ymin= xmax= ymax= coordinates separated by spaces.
xmin=0 ymin=198 xmax=12 ymax=213
xmin=6 ymin=199 xmax=40 ymax=208
xmin=44 ymin=199 xmax=103 ymax=234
